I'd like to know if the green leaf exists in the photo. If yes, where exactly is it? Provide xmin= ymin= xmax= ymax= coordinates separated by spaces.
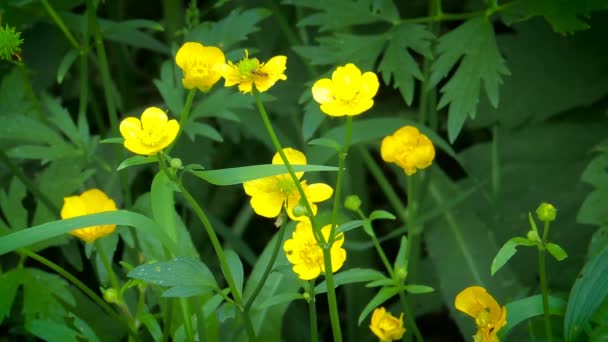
xmin=225 ymin=250 xmax=244 ymax=297
xmin=252 ymin=293 xmax=304 ymax=311
xmin=394 ymin=236 xmax=408 ymax=271
xmin=42 ymin=94 xmax=81 ymax=146
xmin=308 ymin=137 xmax=342 ymax=152
xmin=578 ymin=190 xmax=608 ymax=226
xmin=0 ymin=176 xmax=27 ymax=230
xmin=512 ymin=0 xmax=608 ymax=34
xmin=0 ymin=210 xmax=173 ymax=255
xmin=153 ymin=61 xmax=184 ymax=115
xmin=430 ymin=17 xmax=510 ymax=142
xmin=100 ymin=137 xmax=124 ymax=144
xmin=500 ymin=294 xmax=567 ymax=338
xmin=286 ymin=0 xmax=385 ymax=31
xmin=117 ymin=155 xmax=157 ymax=171
xmin=316 ymin=268 xmax=385 ymax=294
xmin=581 ymin=154 xmax=608 ymax=188
xmin=151 ymin=172 xmax=177 ymax=243
xmin=128 ymin=257 xmax=217 ymax=298
xmin=190 ymin=88 xmax=249 ymax=123
xmin=365 ymin=277 xmax=394 ymax=288
xmin=403 ymin=284 xmax=434 ymax=294
xmin=546 ymin=242 xmax=568 ymax=261
xmin=22 ymin=268 xmax=76 ymax=320
xmin=491 ymin=237 xmax=537 ymax=276
xmin=293 ymin=33 xmax=385 ymax=70
xmin=378 ymin=23 xmax=433 ymax=105
xmin=189 ymin=164 xmax=338 ymax=186
xmin=56 ymin=49 xmax=79 ymax=84
xmin=0 ymin=269 xmax=21 ymax=323
xmin=183 ymin=121 xmax=223 ymax=142
xmin=358 ymin=287 xmax=400 ymax=325
xmin=336 ymin=220 xmax=365 ymax=234
xmin=69 ymin=313 xmax=100 ymax=342
xmin=26 ymin=319 xmax=79 ymax=342
xmin=139 ymin=313 xmax=163 ymax=342
xmin=0 ymin=114 xmax=65 ymax=147
xmin=302 ymin=101 xmax=325 ymax=141
xmin=369 ymin=210 xmax=396 ymax=221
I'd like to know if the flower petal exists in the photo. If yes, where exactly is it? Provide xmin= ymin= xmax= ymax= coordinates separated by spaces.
xmin=175 ymin=42 xmax=205 ymax=70
xmin=61 ymin=195 xmax=87 ymax=219
xmin=119 ymin=117 xmax=142 ymax=140
xmin=360 ymin=71 xmax=380 ymax=100
xmin=292 ymin=262 xmax=321 ymax=280
xmin=312 ymin=78 xmax=334 ymax=104
xmin=273 ymin=148 xmax=306 ymax=180
xmin=306 ymin=183 xmax=333 ymax=203
xmin=140 ymin=107 xmax=169 ymax=132
xmin=243 ymin=176 xmax=279 ymax=197
xmin=455 ymin=286 xmax=501 ymax=319
xmin=249 ymin=192 xmax=284 ymax=218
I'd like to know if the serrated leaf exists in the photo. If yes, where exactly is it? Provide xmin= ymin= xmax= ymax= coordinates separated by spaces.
xmin=153 ymin=61 xmax=184 ymax=116
xmin=42 ymin=95 xmax=81 ymax=146
xmin=0 ymin=269 xmax=21 ymax=323
xmin=117 ymin=155 xmax=157 ymax=171
xmin=491 ymin=237 xmax=537 ymax=276
xmin=26 ymin=319 xmax=80 ymax=342
xmin=128 ymin=257 xmax=218 ymax=298
xmin=358 ymin=287 xmax=400 ymax=325
xmin=189 ymin=164 xmax=337 ymax=186
xmin=430 ymin=17 xmax=510 ymax=142
xmin=546 ymin=242 xmax=568 ymax=261
xmin=285 ymin=0 xmax=385 ymax=31
xmin=190 ymin=88 xmax=250 ymax=122
xmin=316 ymin=268 xmax=385 ymax=294
xmin=293 ymin=33 xmax=385 ymax=70
xmin=513 ymin=0 xmax=608 ymax=34
xmin=378 ymin=23 xmax=433 ymax=105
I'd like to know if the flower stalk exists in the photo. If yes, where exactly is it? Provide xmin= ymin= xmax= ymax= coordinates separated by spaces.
xmin=539 ymin=219 xmax=553 ymax=342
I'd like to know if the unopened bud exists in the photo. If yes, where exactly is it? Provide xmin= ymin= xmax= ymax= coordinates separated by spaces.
xmin=527 ymin=230 xmax=541 ymax=243
xmin=292 ymin=204 xmax=307 ymax=218
xmin=102 ymin=288 xmax=119 ymax=304
xmin=170 ymin=158 xmax=183 ymax=169
xmin=344 ymin=195 xmax=361 ymax=212
xmin=396 ymin=267 xmax=407 ymax=281
xmin=536 ymin=203 xmax=557 ymax=222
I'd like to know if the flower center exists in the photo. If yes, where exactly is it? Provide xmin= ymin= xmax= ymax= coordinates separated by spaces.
xmin=237 ymin=57 xmax=260 ymax=77
xmin=139 ymin=126 xmax=165 ymax=146
xmin=190 ymin=61 xmax=210 ymax=78
xmin=278 ymin=177 xmax=298 ymax=196
xmin=475 ymin=309 xmax=495 ymax=332
xmin=299 ymin=239 xmax=323 ymax=266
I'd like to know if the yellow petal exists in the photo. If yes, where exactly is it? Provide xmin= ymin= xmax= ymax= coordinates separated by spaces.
xmin=329 ymin=247 xmax=346 ymax=273
xmin=140 ymin=107 xmax=168 ymax=132
xmin=249 ymin=192 xmax=284 ymax=218
xmin=346 ymin=98 xmax=374 ymax=116
xmin=380 ymin=135 xmax=399 ymax=163
xmin=123 ymin=139 xmax=157 ymax=156
xmin=61 ymin=195 xmax=87 ymax=219
xmin=161 ymin=119 xmax=180 ymax=149
xmin=360 ymin=71 xmax=380 ymax=99
xmin=273 ymin=148 xmax=306 ymax=180
xmin=243 ymin=176 xmax=279 ymax=197
xmin=119 ymin=117 xmax=142 ymax=141
xmin=262 ymin=56 xmax=287 ymax=78
xmin=320 ymin=102 xmax=347 ymax=117
xmin=80 ymin=189 xmax=117 ymax=213
xmin=306 ymin=183 xmax=333 ymax=203
xmin=455 ymin=286 xmax=502 ymax=319
xmin=175 ymin=42 xmax=205 ymax=70
xmin=283 ymin=238 xmax=302 ymax=264
xmin=238 ymin=80 xmax=254 ymax=94
xmin=312 ymin=78 xmax=334 ymax=104
xmin=292 ymin=262 xmax=321 ymax=280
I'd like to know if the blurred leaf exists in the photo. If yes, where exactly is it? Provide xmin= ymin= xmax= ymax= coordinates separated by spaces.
xmin=369 ymin=210 xmax=396 ymax=221
xmin=184 ymin=121 xmax=223 ymax=142
xmin=68 ymin=313 xmax=100 ymax=342
xmin=139 ymin=313 xmax=163 ymax=342
xmin=293 ymin=33 xmax=385 ymax=70
xmin=225 ymin=250 xmax=244 ymax=297
xmin=190 ymin=88 xmax=251 ymax=122
xmin=153 ymin=61 xmax=184 ymax=116
xmin=0 ymin=69 xmax=37 ymax=118
xmin=316 ymin=268 xmax=385 ymax=294
xmin=151 ymin=172 xmax=177 ymax=243
xmin=253 ymin=293 xmax=304 ymax=311
xmin=302 ymin=101 xmax=325 ymax=141
xmin=379 ymin=23 xmax=433 ymax=105
xmin=358 ymin=287 xmax=400 ymax=325
xmin=56 ymin=49 xmax=79 ymax=84
xmin=581 ymin=154 xmax=608 ymax=188
xmin=430 ymin=17 xmax=510 ymax=142
xmin=546 ymin=242 xmax=568 ymax=261
xmin=308 ymin=137 xmax=341 ymax=152
xmin=189 ymin=164 xmax=338 ymax=186
xmin=42 ymin=95 xmax=81 ymax=146
xmin=510 ymin=0 xmax=608 ymax=34
xmin=336 ymin=219 xmax=365 ymax=234
xmin=491 ymin=237 xmax=536 ymax=276
xmin=0 ymin=269 xmax=21 ymax=323
xmin=128 ymin=257 xmax=218 ymax=298
xmin=404 ymin=284 xmax=434 ymax=294
xmin=500 ymin=294 xmax=567 ymax=338
xmin=0 ymin=177 xmax=27 ymax=230
xmin=117 ymin=156 xmax=157 ymax=171
xmin=394 ymin=236 xmax=408 ymax=271
xmin=286 ymin=0 xmax=387 ymax=31
xmin=26 ymin=319 xmax=79 ymax=342
xmin=578 ymin=190 xmax=608 ymax=226
xmin=22 ymin=268 xmax=75 ymax=321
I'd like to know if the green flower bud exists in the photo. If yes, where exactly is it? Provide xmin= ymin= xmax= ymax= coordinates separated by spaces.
xmin=536 ymin=202 xmax=557 ymax=222
xmin=102 ymin=288 xmax=119 ymax=304
xmin=302 ymin=292 xmax=311 ymax=301
xmin=0 ymin=25 xmax=24 ymax=62
xmin=527 ymin=230 xmax=541 ymax=243
xmin=170 ymin=158 xmax=183 ymax=169
xmin=396 ymin=267 xmax=408 ymax=281
xmin=291 ymin=204 xmax=307 ymax=218
xmin=344 ymin=195 xmax=361 ymax=212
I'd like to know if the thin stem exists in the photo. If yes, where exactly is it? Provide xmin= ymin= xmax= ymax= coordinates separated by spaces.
xmin=308 ymin=281 xmax=319 ymax=342
xmin=179 ymin=298 xmax=195 ymax=342
xmin=328 ymin=116 xmax=352 ymax=242
xmin=396 ymin=1 xmax=517 ymax=25
xmin=245 ymin=221 xmax=286 ymax=310
xmin=95 ymin=240 xmax=119 ymax=290
xmin=539 ymin=220 xmax=552 ymax=342
xmin=161 ymin=156 xmax=256 ymax=341
xmin=0 ymin=151 xmax=61 ymax=216
xmin=166 ymin=89 xmax=197 ymax=155
xmin=78 ymin=5 xmax=93 ymax=129
xmin=40 ymin=0 xmax=80 ymax=49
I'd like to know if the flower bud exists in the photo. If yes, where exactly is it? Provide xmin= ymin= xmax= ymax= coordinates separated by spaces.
xmin=170 ymin=158 xmax=183 ymax=169
xmin=396 ymin=267 xmax=408 ymax=281
xmin=527 ymin=230 xmax=541 ymax=243
xmin=344 ymin=195 xmax=361 ymax=212
xmin=102 ymin=288 xmax=119 ymax=304
xmin=303 ymin=292 xmax=311 ymax=302
xmin=291 ymin=204 xmax=307 ymax=218
xmin=536 ymin=203 xmax=557 ymax=222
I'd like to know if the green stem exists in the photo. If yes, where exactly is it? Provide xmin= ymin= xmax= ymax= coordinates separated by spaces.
xmin=0 ymin=150 xmax=60 ymax=216
xmin=78 ymin=5 xmax=93 ymax=129
xmin=308 ymin=281 xmax=319 ymax=342
xmin=160 ymin=157 xmax=256 ymax=341
xmin=95 ymin=240 xmax=119 ymax=290
xmin=40 ymin=0 xmax=80 ymax=49
xmin=539 ymin=221 xmax=552 ymax=342
xmin=179 ymin=298 xmax=195 ymax=342
xmin=329 ymin=116 xmax=352 ymax=242
xmin=396 ymin=1 xmax=517 ymax=25
xmin=244 ymin=221 xmax=286 ymax=310
xmin=254 ymin=92 xmax=342 ymax=341
xmin=166 ymin=89 xmax=197 ymax=155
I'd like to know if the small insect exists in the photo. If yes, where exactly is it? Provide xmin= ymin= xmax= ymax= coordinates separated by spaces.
xmin=252 ymin=69 xmax=268 ymax=77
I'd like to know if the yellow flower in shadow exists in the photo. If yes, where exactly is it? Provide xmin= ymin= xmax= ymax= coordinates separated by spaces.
xmin=312 ymin=63 xmax=379 ymax=117
xmin=381 ymin=125 xmax=435 ymax=175
xmin=60 ymin=189 xmax=118 ymax=243
xmin=119 ymin=107 xmax=180 ymax=156
xmin=175 ymin=42 xmax=225 ymax=92
xmin=283 ymin=220 xmax=346 ymax=280
xmin=369 ymin=307 xmax=406 ymax=342
xmin=455 ymin=286 xmax=507 ymax=342
xmin=221 ymin=50 xmax=287 ymax=93
xmin=243 ymin=148 xmax=333 ymax=221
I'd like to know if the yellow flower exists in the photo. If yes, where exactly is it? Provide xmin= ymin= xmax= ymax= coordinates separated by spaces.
xmin=369 ymin=307 xmax=406 ymax=342
xmin=243 ymin=148 xmax=333 ymax=221
xmin=175 ymin=42 xmax=225 ymax=92
xmin=312 ymin=63 xmax=379 ymax=117
xmin=455 ymin=286 xmax=507 ymax=342
xmin=119 ymin=107 xmax=180 ymax=156
xmin=283 ymin=220 xmax=346 ymax=280
xmin=221 ymin=50 xmax=287 ymax=93
xmin=380 ymin=125 xmax=435 ymax=175
xmin=60 ymin=189 xmax=118 ymax=243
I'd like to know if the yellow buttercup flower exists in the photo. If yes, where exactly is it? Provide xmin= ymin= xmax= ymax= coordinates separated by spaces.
xmin=369 ymin=307 xmax=406 ymax=342
xmin=243 ymin=148 xmax=333 ymax=221
xmin=61 ymin=189 xmax=118 ymax=243
xmin=380 ymin=125 xmax=435 ymax=176
xmin=455 ymin=286 xmax=507 ymax=342
xmin=283 ymin=220 xmax=346 ymax=280
xmin=175 ymin=42 xmax=225 ymax=92
xmin=221 ymin=50 xmax=287 ymax=93
xmin=312 ymin=63 xmax=379 ymax=117
xmin=119 ymin=107 xmax=180 ymax=156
